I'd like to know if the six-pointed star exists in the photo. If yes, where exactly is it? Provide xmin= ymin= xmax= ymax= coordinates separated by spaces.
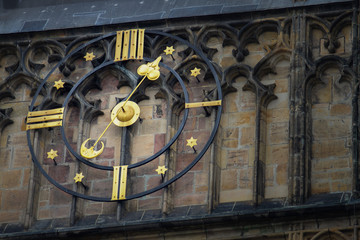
xmin=190 ymin=67 xmax=201 ymax=77
xmin=47 ymin=149 xmax=58 ymax=160
xmin=155 ymin=165 xmax=168 ymax=175
xmin=164 ymin=46 xmax=175 ymax=55
xmin=186 ymin=137 xmax=198 ymax=148
xmin=74 ymin=172 xmax=85 ymax=183
xmin=54 ymin=79 xmax=65 ymax=90
xmin=84 ymin=52 xmax=96 ymax=61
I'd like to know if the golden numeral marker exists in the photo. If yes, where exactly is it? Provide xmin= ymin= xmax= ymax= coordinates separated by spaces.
xmin=122 ymin=30 xmax=130 ymax=61
xmin=112 ymin=165 xmax=128 ymax=200
xmin=185 ymin=100 xmax=222 ymax=108
xmin=26 ymin=108 xmax=64 ymax=130
xmin=114 ymin=29 xmax=145 ymax=62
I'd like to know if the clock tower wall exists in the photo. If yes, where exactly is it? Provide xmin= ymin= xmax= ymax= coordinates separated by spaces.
xmin=0 ymin=82 xmax=33 ymax=224
xmin=0 ymin=0 xmax=359 ymax=239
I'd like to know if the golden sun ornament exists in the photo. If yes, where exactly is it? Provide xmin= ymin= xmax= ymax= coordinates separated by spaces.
xmin=54 ymin=79 xmax=65 ymax=90
xmin=47 ymin=149 xmax=58 ymax=159
xmin=84 ymin=52 xmax=95 ymax=61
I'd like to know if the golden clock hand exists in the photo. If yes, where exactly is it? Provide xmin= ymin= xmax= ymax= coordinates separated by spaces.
xmin=92 ymin=56 xmax=162 ymax=146
xmin=122 ymin=56 xmax=162 ymax=108
xmin=80 ymin=56 xmax=162 ymax=159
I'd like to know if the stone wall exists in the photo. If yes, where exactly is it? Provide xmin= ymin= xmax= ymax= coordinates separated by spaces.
xmin=0 ymin=1 xmax=359 ymax=239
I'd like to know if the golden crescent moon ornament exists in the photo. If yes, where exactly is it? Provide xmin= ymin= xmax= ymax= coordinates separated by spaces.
xmin=80 ymin=138 xmax=105 ymax=159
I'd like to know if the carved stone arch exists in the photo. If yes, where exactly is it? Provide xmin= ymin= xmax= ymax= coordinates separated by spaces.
xmin=306 ymin=15 xmax=331 ymax=60
xmin=307 ymin=15 xmax=330 ymax=34
xmin=23 ymin=39 xmax=65 ymax=77
xmin=239 ymin=19 xmax=280 ymax=46
xmin=0 ymin=108 xmax=13 ymax=133
xmin=302 ymin=56 xmax=356 ymax=199
xmin=197 ymin=24 xmax=238 ymax=61
xmin=0 ymin=43 xmax=21 ymax=77
xmin=240 ymin=48 xmax=291 ymax=203
xmin=281 ymin=17 xmax=293 ymax=49
xmin=235 ymin=19 xmax=281 ymax=62
xmin=222 ymin=64 xmax=249 ymax=95
xmin=303 ymin=55 xmax=354 ymax=96
xmin=329 ymin=11 xmax=352 ymax=38
xmin=253 ymin=48 xmax=291 ymax=81
xmin=307 ymin=12 xmax=352 ymax=59
xmin=148 ymin=28 xmax=194 ymax=60
xmin=215 ymin=63 xmax=257 ymax=204
xmin=61 ymin=35 xmax=108 ymax=77
xmin=0 ymin=72 xmax=42 ymax=101
xmin=310 ymin=230 xmax=350 ymax=240
xmin=172 ymin=55 xmax=218 ymax=85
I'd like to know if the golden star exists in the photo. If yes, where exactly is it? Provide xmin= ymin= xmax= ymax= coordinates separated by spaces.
xmin=47 ymin=149 xmax=58 ymax=160
xmin=190 ymin=67 xmax=201 ymax=77
xmin=54 ymin=79 xmax=65 ymax=90
xmin=84 ymin=52 xmax=95 ymax=61
xmin=164 ymin=46 xmax=175 ymax=55
xmin=74 ymin=172 xmax=85 ymax=183
xmin=186 ymin=137 xmax=198 ymax=148
xmin=155 ymin=165 xmax=168 ymax=175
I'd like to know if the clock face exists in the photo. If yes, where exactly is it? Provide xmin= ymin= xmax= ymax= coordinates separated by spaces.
xmin=26 ymin=29 xmax=222 ymax=202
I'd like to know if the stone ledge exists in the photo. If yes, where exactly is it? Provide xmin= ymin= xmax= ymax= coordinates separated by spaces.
xmin=1 ymin=193 xmax=360 ymax=239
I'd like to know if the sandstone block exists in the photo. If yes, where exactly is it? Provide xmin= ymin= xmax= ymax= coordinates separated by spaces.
xmin=176 ymin=153 xmax=203 ymax=172
xmin=267 ymin=108 xmax=289 ymax=123
xmin=219 ymin=189 xmax=252 ymax=202
xmin=228 ymin=111 xmax=255 ymax=126
xmin=0 ymin=169 xmax=22 ymax=188
xmin=50 ymin=188 xmax=72 ymax=205
xmin=85 ymin=202 xmax=103 ymax=215
xmin=227 ymin=149 xmax=249 ymax=167
xmin=266 ymin=144 xmax=289 ymax=165
xmin=276 ymin=164 xmax=288 ymax=185
xmin=174 ymin=193 xmax=206 ymax=206
xmin=224 ymin=127 xmax=239 ymax=139
xmin=132 ymin=135 xmax=154 ymax=158
xmin=312 ymin=141 xmax=350 ymax=159
xmin=174 ymin=172 xmax=194 ymax=195
xmin=268 ymin=122 xmax=288 ymax=144
xmin=140 ymin=119 xmax=167 ymax=135
xmin=138 ymin=197 xmax=162 ymax=210
xmin=265 ymin=185 xmax=288 ymax=198
xmin=240 ymin=126 xmax=255 ymax=146
xmin=223 ymin=139 xmax=238 ymax=148
xmin=330 ymin=104 xmax=352 ymax=116
xmin=48 ymin=165 xmax=69 ymax=184
xmin=221 ymin=169 xmax=238 ymax=191
xmin=0 ymin=211 xmax=21 ymax=223
xmin=0 ymin=148 xmax=11 ymax=168
xmin=311 ymin=181 xmax=330 ymax=194
xmin=2 ymin=189 xmax=28 ymax=210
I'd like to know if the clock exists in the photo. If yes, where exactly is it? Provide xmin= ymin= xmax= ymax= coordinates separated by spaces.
xmin=26 ymin=29 xmax=223 ymax=202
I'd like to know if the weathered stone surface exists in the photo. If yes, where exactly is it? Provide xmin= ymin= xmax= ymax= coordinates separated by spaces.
xmin=0 ymin=169 xmax=22 ymax=189
xmin=2 ymin=189 xmax=28 ymax=211
xmin=0 ymin=3 xmax=357 ymax=240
